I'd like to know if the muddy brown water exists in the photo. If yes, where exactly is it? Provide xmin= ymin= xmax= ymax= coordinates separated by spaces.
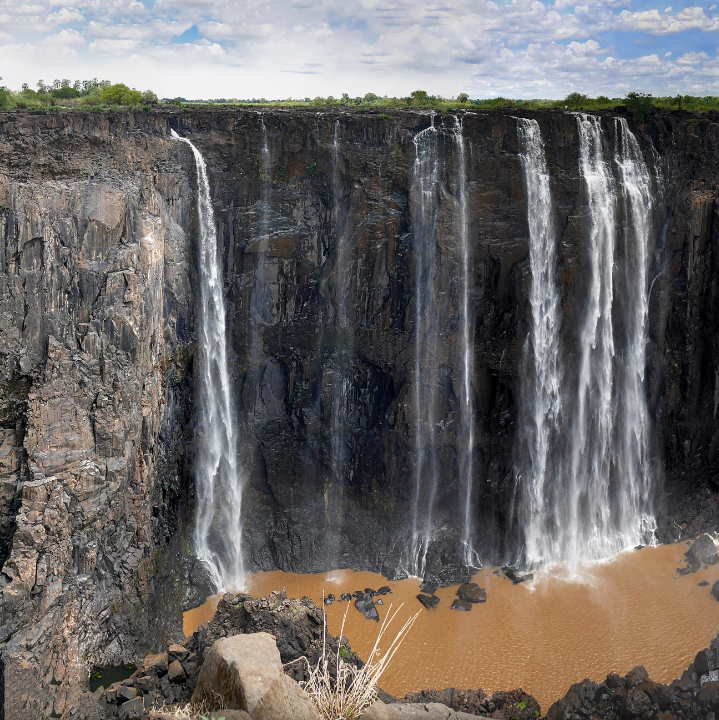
xmin=183 ymin=542 xmax=719 ymax=712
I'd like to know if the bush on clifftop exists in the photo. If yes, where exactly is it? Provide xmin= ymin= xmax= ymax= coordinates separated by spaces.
xmin=101 ymin=83 xmax=142 ymax=106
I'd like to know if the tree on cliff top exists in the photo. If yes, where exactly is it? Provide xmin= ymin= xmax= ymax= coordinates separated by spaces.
xmin=625 ymin=92 xmax=654 ymax=121
xmin=101 ymin=83 xmax=142 ymax=106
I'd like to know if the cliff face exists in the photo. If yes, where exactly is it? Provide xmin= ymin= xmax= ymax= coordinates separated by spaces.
xmin=0 ymin=107 xmax=717 ymax=718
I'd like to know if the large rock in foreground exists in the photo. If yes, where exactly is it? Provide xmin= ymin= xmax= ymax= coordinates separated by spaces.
xmin=191 ymin=632 xmax=320 ymax=720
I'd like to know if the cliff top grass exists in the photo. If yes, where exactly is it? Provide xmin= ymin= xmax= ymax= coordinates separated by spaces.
xmin=1 ymin=82 xmax=718 ymax=121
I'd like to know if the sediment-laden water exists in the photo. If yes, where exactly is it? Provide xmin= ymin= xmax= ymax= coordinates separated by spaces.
xmin=184 ymin=543 xmax=719 ymax=713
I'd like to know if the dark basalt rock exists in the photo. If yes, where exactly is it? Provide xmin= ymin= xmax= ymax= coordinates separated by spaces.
xmin=503 ymin=567 xmax=535 ymax=584
xmin=378 ymin=586 xmax=392 ymax=595
xmin=399 ymin=687 xmax=540 ymax=719
xmin=355 ymin=595 xmax=380 ymax=622
xmin=682 ymin=534 xmax=719 ymax=573
xmin=457 ymin=582 xmax=487 ymax=603
xmin=451 ymin=599 xmax=472 ymax=611
xmin=340 ymin=593 xmax=352 ymax=602
xmin=699 ymin=580 xmax=710 ymax=586
xmin=712 ymin=580 xmax=719 ymax=601
xmin=417 ymin=593 xmax=440 ymax=610
xmin=365 ymin=587 xmax=378 ymax=597
xmin=376 ymin=598 xmax=384 ymax=605
xmin=324 ymin=594 xmax=335 ymax=605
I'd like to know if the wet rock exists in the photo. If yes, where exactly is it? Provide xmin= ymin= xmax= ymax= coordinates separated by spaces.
xmin=378 ymin=586 xmax=392 ymax=595
xmin=699 ymin=580 xmax=710 ymax=586
xmin=450 ymin=599 xmax=471 ymax=611
xmin=502 ymin=567 xmax=534 ymax=584
xmin=625 ymin=665 xmax=649 ymax=687
xmin=324 ymin=594 xmax=335 ymax=605
xmin=365 ymin=587 xmax=378 ymax=597
xmin=360 ymin=700 xmax=478 ymax=719
xmin=417 ymin=594 xmax=440 ymax=610
xmin=356 ymin=596 xmax=380 ymax=622
xmin=353 ymin=590 xmax=365 ymax=599
xmin=376 ymin=598 xmax=384 ymax=605
xmin=712 ymin=580 xmax=719 ymax=601
xmin=340 ymin=593 xmax=352 ymax=602
xmin=192 ymin=632 xmax=320 ymax=719
xmin=683 ymin=535 xmax=719 ymax=573
xmin=457 ymin=583 xmax=486 ymax=603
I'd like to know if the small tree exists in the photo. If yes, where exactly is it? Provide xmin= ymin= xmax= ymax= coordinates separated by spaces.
xmin=564 ymin=92 xmax=589 ymax=109
xmin=625 ymin=92 xmax=654 ymax=121
xmin=458 ymin=92 xmax=469 ymax=103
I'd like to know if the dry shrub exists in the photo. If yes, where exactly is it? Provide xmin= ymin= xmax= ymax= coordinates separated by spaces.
xmin=294 ymin=596 xmax=419 ymax=720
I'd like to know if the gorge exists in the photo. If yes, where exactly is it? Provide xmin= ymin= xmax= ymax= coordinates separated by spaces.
xmin=0 ymin=106 xmax=718 ymax=719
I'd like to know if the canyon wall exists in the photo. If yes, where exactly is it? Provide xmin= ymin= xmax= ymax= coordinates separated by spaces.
xmin=0 ymin=107 xmax=717 ymax=718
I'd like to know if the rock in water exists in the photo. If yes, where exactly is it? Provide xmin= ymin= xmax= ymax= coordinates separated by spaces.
xmin=355 ymin=595 xmax=380 ymax=621
xmin=684 ymin=534 xmax=719 ymax=573
xmin=711 ymin=580 xmax=719 ymax=601
xmin=378 ymin=585 xmax=392 ymax=595
xmin=502 ymin=567 xmax=534 ymax=584
xmin=457 ymin=582 xmax=486 ymax=603
xmin=451 ymin=599 xmax=472 ymax=611
xmin=365 ymin=587 xmax=378 ymax=597
xmin=324 ymin=594 xmax=335 ymax=605
xmin=191 ymin=633 xmax=320 ymax=719
xmin=417 ymin=594 xmax=440 ymax=610
xmin=340 ymin=593 xmax=352 ymax=602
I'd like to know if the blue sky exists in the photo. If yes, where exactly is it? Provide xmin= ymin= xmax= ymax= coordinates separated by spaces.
xmin=0 ymin=0 xmax=717 ymax=99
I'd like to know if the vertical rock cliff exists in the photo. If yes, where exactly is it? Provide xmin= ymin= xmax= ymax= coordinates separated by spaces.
xmin=0 ymin=107 xmax=717 ymax=718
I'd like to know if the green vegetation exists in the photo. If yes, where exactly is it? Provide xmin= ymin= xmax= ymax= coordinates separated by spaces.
xmin=0 ymin=77 xmax=718 ymax=118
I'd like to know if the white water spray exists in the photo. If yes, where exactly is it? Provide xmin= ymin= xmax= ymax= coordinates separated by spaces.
xmin=171 ymin=129 xmax=245 ymax=591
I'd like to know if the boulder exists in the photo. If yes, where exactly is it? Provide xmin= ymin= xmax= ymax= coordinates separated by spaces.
xmin=622 ymin=687 xmax=651 ymax=716
xmin=168 ymin=643 xmax=190 ymax=663
xmin=712 ymin=580 xmax=719 ymax=601
xmin=118 ymin=696 xmax=144 ymax=720
xmin=142 ymin=652 xmax=169 ymax=676
xmin=450 ymin=599 xmax=471 ymax=611
xmin=167 ymin=659 xmax=186 ymax=683
xmin=340 ymin=593 xmax=352 ymax=601
xmin=191 ymin=632 xmax=320 ymax=720
xmin=378 ymin=586 xmax=392 ymax=595
xmin=503 ymin=567 xmax=534 ymax=585
xmin=356 ymin=596 xmax=380 ymax=621
xmin=457 ymin=583 xmax=486 ymax=603
xmin=684 ymin=534 xmax=719 ymax=572
xmin=417 ymin=594 xmax=440 ymax=610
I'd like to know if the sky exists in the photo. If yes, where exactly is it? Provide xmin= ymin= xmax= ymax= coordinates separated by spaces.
xmin=0 ymin=0 xmax=718 ymax=100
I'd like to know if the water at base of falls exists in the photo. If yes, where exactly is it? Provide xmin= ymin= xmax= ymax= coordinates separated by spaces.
xmin=171 ymin=129 xmax=245 ymax=592
xmin=184 ymin=542 xmax=719 ymax=714
xmin=515 ymin=115 xmax=658 ymax=571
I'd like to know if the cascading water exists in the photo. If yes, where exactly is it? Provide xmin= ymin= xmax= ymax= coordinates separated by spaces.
xmin=409 ymin=116 xmax=440 ymax=578
xmin=452 ymin=116 xmax=477 ymax=567
xmin=171 ymin=129 xmax=245 ymax=591
xmin=515 ymin=117 xmax=563 ymax=566
xmin=612 ymin=117 xmax=656 ymax=545
xmin=516 ymin=115 xmax=657 ymax=570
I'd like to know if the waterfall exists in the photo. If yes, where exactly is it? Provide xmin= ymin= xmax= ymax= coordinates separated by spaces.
xmin=327 ymin=119 xmax=349 ymax=549
xmin=409 ymin=115 xmax=440 ymax=578
xmin=612 ymin=117 xmax=656 ymax=545
xmin=171 ymin=129 xmax=245 ymax=591
xmin=515 ymin=118 xmax=563 ymax=566
xmin=452 ymin=116 xmax=477 ymax=566
xmin=517 ymin=115 xmax=657 ymax=569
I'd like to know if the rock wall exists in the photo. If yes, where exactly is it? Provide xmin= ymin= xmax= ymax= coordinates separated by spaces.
xmin=0 ymin=107 xmax=717 ymax=718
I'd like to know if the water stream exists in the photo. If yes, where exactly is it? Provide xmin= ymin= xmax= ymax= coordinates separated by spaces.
xmin=171 ymin=129 xmax=245 ymax=591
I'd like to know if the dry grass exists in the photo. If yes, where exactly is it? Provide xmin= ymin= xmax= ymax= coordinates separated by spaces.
xmin=295 ymin=594 xmax=420 ymax=720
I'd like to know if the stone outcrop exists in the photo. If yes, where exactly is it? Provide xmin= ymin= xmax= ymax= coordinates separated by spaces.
xmin=0 ymin=107 xmax=718 ymax=717
xmin=545 ymin=641 xmax=719 ymax=720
